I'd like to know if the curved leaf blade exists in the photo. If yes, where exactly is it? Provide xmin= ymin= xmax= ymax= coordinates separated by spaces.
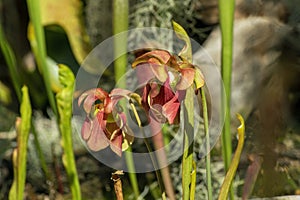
xmin=172 ymin=21 xmax=192 ymax=62
xmin=218 ymin=114 xmax=245 ymax=200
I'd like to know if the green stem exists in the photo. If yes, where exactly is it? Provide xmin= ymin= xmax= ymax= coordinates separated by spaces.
xmin=129 ymin=102 xmax=165 ymax=198
xmin=112 ymin=0 xmax=140 ymax=198
xmin=26 ymin=0 xmax=58 ymax=115
xmin=124 ymin=147 xmax=140 ymax=198
xmin=200 ymin=88 xmax=212 ymax=200
xmin=113 ymin=0 xmax=128 ymax=89
xmin=219 ymin=0 xmax=235 ymax=199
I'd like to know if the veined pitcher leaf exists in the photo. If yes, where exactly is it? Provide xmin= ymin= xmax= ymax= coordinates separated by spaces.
xmin=56 ymin=64 xmax=82 ymax=199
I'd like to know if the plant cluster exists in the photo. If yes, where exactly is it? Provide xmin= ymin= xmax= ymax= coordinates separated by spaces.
xmin=78 ymin=30 xmax=205 ymax=157
xmin=0 ymin=0 xmax=245 ymax=199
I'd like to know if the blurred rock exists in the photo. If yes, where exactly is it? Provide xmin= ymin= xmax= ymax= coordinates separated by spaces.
xmin=26 ymin=112 xmax=86 ymax=190
xmin=194 ymin=1 xmax=300 ymax=122
xmin=84 ymin=0 xmax=112 ymax=47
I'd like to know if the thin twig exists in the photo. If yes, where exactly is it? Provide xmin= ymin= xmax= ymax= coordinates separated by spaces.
xmin=111 ymin=170 xmax=124 ymax=200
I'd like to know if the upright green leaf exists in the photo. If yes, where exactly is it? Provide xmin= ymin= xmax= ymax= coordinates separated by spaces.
xmin=182 ymin=87 xmax=195 ymax=200
xmin=200 ymin=88 xmax=213 ymax=200
xmin=56 ymin=64 xmax=81 ymax=199
xmin=9 ymin=86 xmax=32 ymax=200
xmin=27 ymin=0 xmax=57 ymax=115
xmin=219 ymin=0 xmax=235 ymax=198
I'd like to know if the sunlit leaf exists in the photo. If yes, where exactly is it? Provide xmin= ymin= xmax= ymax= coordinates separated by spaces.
xmin=40 ymin=0 xmax=91 ymax=65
